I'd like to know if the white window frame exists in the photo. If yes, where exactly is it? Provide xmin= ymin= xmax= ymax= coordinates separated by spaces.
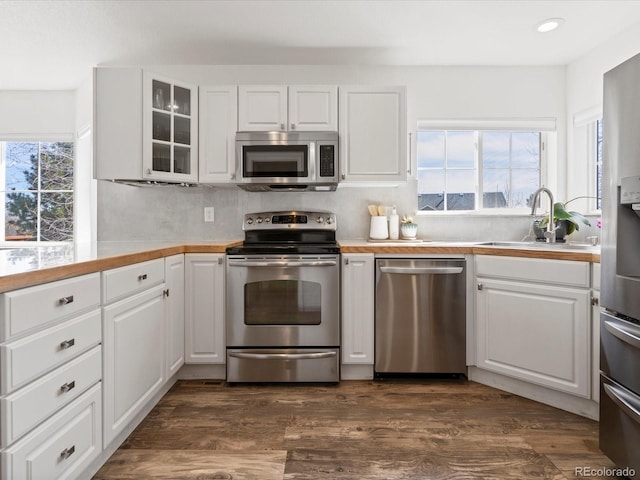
xmin=573 ymin=107 xmax=602 ymax=214
xmin=0 ymin=134 xmax=75 ymax=245
xmin=415 ymin=118 xmax=556 ymax=216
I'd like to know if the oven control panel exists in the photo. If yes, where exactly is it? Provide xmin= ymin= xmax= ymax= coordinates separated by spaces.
xmin=244 ymin=211 xmax=337 ymax=230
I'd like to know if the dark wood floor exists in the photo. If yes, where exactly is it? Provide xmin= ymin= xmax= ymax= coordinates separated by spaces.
xmin=93 ymin=379 xmax=619 ymax=480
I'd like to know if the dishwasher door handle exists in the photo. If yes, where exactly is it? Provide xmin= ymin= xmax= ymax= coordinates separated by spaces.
xmin=379 ymin=266 xmax=463 ymax=275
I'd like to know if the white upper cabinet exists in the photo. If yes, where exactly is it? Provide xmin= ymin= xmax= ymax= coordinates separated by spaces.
xmin=198 ymin=85 xmax=238 ymax=184
xmin=288 ymin=85 xmax=338 ymax=131
xmin=339 ymin=86 xmax=407 ymax=184
xmin=94 ymin=67 xmax=198 ymax=183
xmin=238 ymin=85 xmax=338 ymax=132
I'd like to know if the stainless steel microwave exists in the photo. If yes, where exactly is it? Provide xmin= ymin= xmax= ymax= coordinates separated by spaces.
xmin=235 ymin=131 xmax=339 ymax=191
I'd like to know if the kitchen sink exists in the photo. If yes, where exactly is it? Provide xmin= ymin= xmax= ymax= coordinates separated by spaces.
xmin=476 ymin=241 xmax=598 ymax=251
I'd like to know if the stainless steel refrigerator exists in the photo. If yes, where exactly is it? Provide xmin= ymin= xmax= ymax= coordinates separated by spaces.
xmin=600 ymin=52 xmax=640 ymax=477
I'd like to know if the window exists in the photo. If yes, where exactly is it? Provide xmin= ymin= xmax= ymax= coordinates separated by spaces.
xmin=417 ymin=129 xmax=543 ymax=212
xmin=0 ymin=141 xmax=74 ymax=242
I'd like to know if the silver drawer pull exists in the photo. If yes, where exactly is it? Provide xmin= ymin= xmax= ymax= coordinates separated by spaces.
xmin=60 ymin=445 xmax=75 ymax=460
xmin=60 ymin=381 xmax=75 ymax=393
xmin=58 ymin=295 xmax=74 ymax=305
xmin=138 ymin=274 xmax=148 ymax=281
xmin=59 ymin=338 xmax=75 ymax=350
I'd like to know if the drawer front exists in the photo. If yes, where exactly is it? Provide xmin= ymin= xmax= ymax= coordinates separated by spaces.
xmin=102 ymin=258 xmax=165 ymax=304
xmin=0 ymin=273 xmax=100 ymax=342
xmin=475 ymin=255 xmax=590 ymax=287
xmin=1 ymin=346 xmax=101 ymax=447
xmin=1 ymin=383 xmax=102 ymax=480
xmin=1 ymin=309 xmax=101 ymax=395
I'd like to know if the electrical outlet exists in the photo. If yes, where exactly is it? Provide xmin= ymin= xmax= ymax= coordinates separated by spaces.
xmin=204 ymin=207 xmax=215 ymax=223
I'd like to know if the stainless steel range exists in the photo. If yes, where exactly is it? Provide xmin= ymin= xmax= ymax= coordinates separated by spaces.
xmin=225 ymin=211 xmax=340 ymax=383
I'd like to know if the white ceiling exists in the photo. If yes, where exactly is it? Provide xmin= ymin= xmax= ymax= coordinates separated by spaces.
xmin=4 ymin=0 xmax=640 ymax=90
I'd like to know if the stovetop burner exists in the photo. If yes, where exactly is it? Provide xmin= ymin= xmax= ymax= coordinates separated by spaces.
xmin=226 ymin=210 xmax=339 ymax=255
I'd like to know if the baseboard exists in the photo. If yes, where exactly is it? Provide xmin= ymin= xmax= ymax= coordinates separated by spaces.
xmin=469 ymin=366 xmax=599 ymax=420
xmin=178 ymin=363 xmax=226 ymax=380
xmin=78 ymin=373 xmax=179 ymax=480
xmin=341 ymin=364 xmax=374 ymax=380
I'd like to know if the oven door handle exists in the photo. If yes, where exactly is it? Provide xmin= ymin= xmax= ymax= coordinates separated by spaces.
xmin=228 ymin=260 xmax=337 ymax=267
xmin=603 ymin=382 xmax=640 ymax=425
xmin=604 ymin=319 xmax=640 ymax=350
xmin=228 ymin=351 xmax=338 ymax=360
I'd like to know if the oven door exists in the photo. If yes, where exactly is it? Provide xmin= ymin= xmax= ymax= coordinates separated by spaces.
xmin=226 ymin=255 xmax=340 ymax=347
xmin=236 ymin=141 xmax=314 ymax=185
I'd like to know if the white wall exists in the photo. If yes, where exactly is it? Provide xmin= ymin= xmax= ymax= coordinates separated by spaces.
xmin=0 ymin=90 xmax=75 ymax=137
xmin=98 ymin=64 xmax=574 ymax=242
xmin=566 ymin=21 xmax=640 ymax=213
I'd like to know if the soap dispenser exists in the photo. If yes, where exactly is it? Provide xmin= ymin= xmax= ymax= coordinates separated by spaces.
xmin=389 ymin=206 xmax=400 ymax=240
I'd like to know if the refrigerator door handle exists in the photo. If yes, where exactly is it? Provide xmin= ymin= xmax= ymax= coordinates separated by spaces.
xmin=604 ymin=318 xmax=640 ymax=350
xmin=603 ymin=382 xmax=640 ymax=425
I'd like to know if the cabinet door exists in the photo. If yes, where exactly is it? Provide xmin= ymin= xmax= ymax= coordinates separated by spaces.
xmin=165 ymin=254 xmax=185 ymax=378
xmin=103 ymin=285 xmax=166 ymax=447
xmin=185 ymin=254 xmax=225 ymax=363
xmin=199 ymin=85 xmax=238 ymax=183
xmin=476 ymin=278 xmax=590 ymax=397
xmin=143 ymin=72 xmax=198 ymax=182
xmin=591 ymin=289 xmax=600 ymax=402
xmin=288 ymin=85 xmax=338 ymax=131
xmin=341 ymin=254 xmax=375 ymax=364
xmin=238 ymin=85 xmax=287 ymax=131
xmin=339 ymin=86 xmax=407 ymax=183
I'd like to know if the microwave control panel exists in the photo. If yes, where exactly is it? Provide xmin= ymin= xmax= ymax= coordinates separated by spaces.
xmin=319 ymin=145 xmax=335 ymax=177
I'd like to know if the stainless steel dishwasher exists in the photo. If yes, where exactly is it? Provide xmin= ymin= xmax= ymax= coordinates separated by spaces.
xmin=375 ymin=258 xmax=466 ymax=376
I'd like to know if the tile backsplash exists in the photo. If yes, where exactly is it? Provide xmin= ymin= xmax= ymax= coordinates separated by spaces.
xmin=98 ymin=180 xmax=601 ymax=244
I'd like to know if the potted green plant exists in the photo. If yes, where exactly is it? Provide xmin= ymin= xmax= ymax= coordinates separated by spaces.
xmin=534 ymin=201 xmax=591 ymax=241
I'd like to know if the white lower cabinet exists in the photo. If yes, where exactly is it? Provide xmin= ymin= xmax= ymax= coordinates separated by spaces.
xmin=475 ymin=256 xmax=591 ymax=398
xmin=341 ymin=254 xmax=375 ymax=365
xmin=184 ymin=254 xmax=225 ymax=363
xmin=102 ymin=283 xmax=166 ymax=447
xmin=165 ymin=254 xmax=185 ymax=378
xmin=1 ymin=383 xmax=102 ymax=480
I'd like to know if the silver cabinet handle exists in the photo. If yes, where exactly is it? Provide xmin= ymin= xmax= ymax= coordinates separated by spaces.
xmin=60 ymin=445 xmax=75 ymax=460
xmin=58 ymin=295 xmax=74 ymax=305
xmin=604 ymin=319 xmax=640 ymax=349
xmin=163 ymin=289 xmax=170 ymax=298
xmin=379 ymin=266 xmax=463 ymax=275
xmin=60 ymin=381 xmax=75 ymax=393
xmin=138 ymin=274 xmax=148 ymax=281
xmin=477 ymin=283 xmax=483 ymax=291
xmin=603 ymin=382 xmax=640 ymax=425
xmin=59 ymin=338 xmax=75 ymax=350
xmin=229 ymin=351 xmax=337 ymax=360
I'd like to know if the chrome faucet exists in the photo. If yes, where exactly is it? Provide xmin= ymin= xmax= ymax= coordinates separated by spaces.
xmin=531 ymin=187 xmax=556 ymax=243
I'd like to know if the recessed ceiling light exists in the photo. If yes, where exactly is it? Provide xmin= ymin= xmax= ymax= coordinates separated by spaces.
xmin=536 ymin=18 xmax=565 ymax=33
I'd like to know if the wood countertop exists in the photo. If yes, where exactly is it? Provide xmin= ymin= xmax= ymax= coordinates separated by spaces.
xmin=0 ymin=239 xmax=599 ymax=294
xmin=0 ymin=241 xmax=242 ymax=293
xmin=338 ymin=240 xmax=601 ymax=263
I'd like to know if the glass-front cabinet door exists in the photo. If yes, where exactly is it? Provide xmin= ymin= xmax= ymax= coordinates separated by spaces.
xmin=143 ymin=72 xmax=198 ymax=182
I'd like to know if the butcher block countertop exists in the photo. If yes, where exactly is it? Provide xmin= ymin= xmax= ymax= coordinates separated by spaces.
xmin=0 ymin=239 xmax=599 ymax=293
xmin=0 ymin=241 xmax=242 ymax=293
xmin=338 ymin=240 xmax=601 ymax=263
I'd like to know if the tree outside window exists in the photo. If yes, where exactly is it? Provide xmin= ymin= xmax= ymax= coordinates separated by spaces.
xmin=1 ymin=141 xmax=74 ymax=242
